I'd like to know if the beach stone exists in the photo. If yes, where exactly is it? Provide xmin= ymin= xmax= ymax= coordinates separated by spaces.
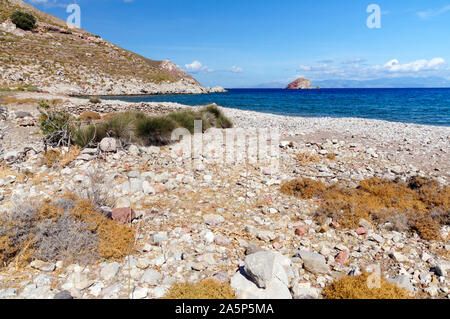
xmin=203 ymin=214 xmax=224 ymax=226
xmin=132 ymin=287 xmax=149 ymax=299
xmin=30 ymin=260 xmax=55 ymax=272
xmin=244 ymin=251 xmax=289 ymax=289
xmin=111 ymin=207 xmax=136 ymax=224
xmin=387 ymin=275 xmax=415 ymax=293
xmin=435 ymin=261 xmax=450 ymax=277
xmin=335 ymin=250 xmax=350 ymax=265
xmin=100 ymin=138 xmax=117 ymax=152
xmin=101 ymin=262 xmax=121 ymax=281
xmin=295 ymin=250 xmax=329 ymax=274
xmin=114 ymin=197 xmax=130 ymax=209
xmin=292 ymin=282 xmax=321 ymax=299
xmin=54 ymin=290 xmax=73 ymax=299
xmin=143 ymin=181 xmax=156 ymax=195
xmin=153 ymin=232 xmax=169 ymax=244
xmin=140 ymin=269 xmax=162 ymax=285
xmin=128 ymin=145 xmax=140 ymax=156
xmin=230 ymin=269 xmax=292 ymax=299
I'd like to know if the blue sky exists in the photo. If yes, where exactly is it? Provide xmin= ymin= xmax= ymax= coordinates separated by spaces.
xmin=25 ymin=0 xmax=450 ymax=87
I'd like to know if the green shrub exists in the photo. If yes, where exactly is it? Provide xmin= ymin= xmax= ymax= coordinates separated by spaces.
xmin=136 ymin=116 xmax=177 ymax=145
xmin=10 ymin=11 xmax=37 ymax=31
xmin=89 ymin=97 xmax=102 ymax=104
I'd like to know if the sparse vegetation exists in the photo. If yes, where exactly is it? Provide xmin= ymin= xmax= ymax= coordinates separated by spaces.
xmin=295 ymin=152 xmax=320 ymax=164
xmin=10 ymin=11 xmax=36 ymax=31
xmin=323 ymin=273 xmax=411 ymax=299
xmin=164 ymin=279 xmax=236 ymax=299
xmin=281 ymin=176 xmax=449 ymax=240
xmin=0 ymin=195 xmax=135 ymax=267
xmin=72 ymin=105 xmax=233 ymax=148
xmin=89 ymin=97 xmax=102 ymax=104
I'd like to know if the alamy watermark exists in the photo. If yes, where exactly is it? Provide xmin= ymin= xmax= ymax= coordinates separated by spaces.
xmin=170 ymin=121 xmax=281 ymax=176
xmin=367 ymin=4 xmax=381 ymax=29
xmin=66 ymin=4 xmax=81 ymax=29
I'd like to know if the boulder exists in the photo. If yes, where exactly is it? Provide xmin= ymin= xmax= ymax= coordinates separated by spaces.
xmin=99 ymin=138 xmax=117 ymax=152
xmin=111 ymin=207 xmax=136 ymax=224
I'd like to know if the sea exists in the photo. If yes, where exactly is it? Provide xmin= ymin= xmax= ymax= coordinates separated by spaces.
xmin=101 ymin=88 xmax=450 ymax=127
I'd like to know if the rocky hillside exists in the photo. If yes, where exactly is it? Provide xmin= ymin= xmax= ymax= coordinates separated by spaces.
xmin=0 ymin=0 xmax=221 ymax=95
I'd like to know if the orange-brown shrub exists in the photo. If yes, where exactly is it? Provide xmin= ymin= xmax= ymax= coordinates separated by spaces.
xmin=80 ymin=111 xmax=101 ymax=121
xmin=281 ymin=176 xmax=449 ymax=240
xmin=280 ymin=178 xmax=327 ymax=199
xmin=164 ymin=279 xmax=236 ymax=299
xmin=295 ymin=152 xmax=320 ymax=165
xmin=323 ymin=273 xmax=411 ymax=299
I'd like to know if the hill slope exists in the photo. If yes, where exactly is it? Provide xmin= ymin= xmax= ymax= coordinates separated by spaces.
xmin=0 ymin=0 xmax=210 ymax=95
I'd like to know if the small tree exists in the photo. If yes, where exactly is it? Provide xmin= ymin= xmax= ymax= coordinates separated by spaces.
xmin=10 ymin=11 xmax=37 ymax=31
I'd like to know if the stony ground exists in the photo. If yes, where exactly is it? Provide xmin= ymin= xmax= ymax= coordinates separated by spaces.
xmin=0 ymin=92 xmax=449 ymax=299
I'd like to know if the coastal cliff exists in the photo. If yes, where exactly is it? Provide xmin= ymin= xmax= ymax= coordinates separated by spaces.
xmin=0 ymin=0 xmax=225 ymax=95
xmin=285 ymin=77 xmax=319 ymax=89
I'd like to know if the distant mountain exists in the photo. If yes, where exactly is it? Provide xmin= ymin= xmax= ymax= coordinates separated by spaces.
xmin=313 ymin=77 xmax=450 ymax=88
xmin=251 ymin=77 xmax=450 ymax=89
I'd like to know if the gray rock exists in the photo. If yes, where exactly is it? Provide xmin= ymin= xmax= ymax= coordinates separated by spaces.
xmin=153 ymin=232 xmax=169 ymax=244
xmin=100 ymin=138 xmax=117 ymax=152
xmin=295 ymin=250 xmax=329 ymax=274
xmin=0 ymin=288 xmax=18 ymax=298
xmin=54 ymin=290 xmax=73 ymax=299
xmin=140 ymin=269 xmax=162 ymax=285
xmin=244 ymin=251 xmax=290 ymax=289
xmin=230 ymin=269 xmax=292 ymax=299
xmin=387 ymin=275 xmax=415 ymax=293
xmin=203 ymin=214 xmax=225 ymax=226
xmin=435 ymin=261 xmax=450 ymax=277
xmin=128 ymin=145 xmax=140 ymax=156
xmin=101 ymin=262 xmax=121 ymax=281
xmin=292 ymin=282 xmax=321 ymax=299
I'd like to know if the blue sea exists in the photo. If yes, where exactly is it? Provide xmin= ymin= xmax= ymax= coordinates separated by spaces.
xmin=101 ymin=88 xmax=450 ymax=127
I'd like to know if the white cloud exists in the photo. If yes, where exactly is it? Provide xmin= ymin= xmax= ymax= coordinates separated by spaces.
xmin=230 ymin=66 xmax=243 ymax=73
xmin=381 ymin=58 xmax=445 ymax=72
xmin=417 ymin=5 xmax=450 ymax=19
xmin=183 ymin=61 xmax=213 ymax=73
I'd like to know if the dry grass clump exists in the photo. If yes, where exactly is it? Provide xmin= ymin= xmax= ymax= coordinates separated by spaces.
xmin=281 ymin=176 xmax=449 ymax=240
xmin=0 ymin=97 xmax=36 ymax=105
xmin=164 ymin=279 xmax=236 ymax=299
xmin=42 ymin=147 xmax=80 ymax=168
xmin=327 ymin=153 xmax=336 ymax=161
xmin=323 ymin=273 xmax=411 ymax=299
xmin=295 ymin=152 xmax=320 ymax=165
xmin=80 ymin=111 xmax=101 ymax=121
xmin=280 ymin=178 xmax=327 ymax=199
xmin=0 ymin=196 xmax=135 ymax=267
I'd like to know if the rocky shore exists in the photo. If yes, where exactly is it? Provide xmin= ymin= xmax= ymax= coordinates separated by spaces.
xmin=0 ymin=92 xmax=449 ymax=299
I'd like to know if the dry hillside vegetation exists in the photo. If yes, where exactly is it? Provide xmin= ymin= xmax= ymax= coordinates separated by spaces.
xmin=164 ymin=279 xmax=236 ymax=299
xmin=281 ymin=176 xmax=449 ymax=240
xmin=0 ymin=195 xmax=135 ymax=267
xmin=323 ymin=273 xmax=411 ymax=299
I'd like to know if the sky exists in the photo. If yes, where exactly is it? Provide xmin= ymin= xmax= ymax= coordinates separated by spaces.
xmin=24 ymin=0 xmax=450 ymax=88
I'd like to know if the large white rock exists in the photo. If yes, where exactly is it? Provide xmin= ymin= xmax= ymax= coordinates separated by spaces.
xmin=230 ymin=270 xmax=292 ymax=299
xmin=100 ymin=138 xmax=117 ymax=152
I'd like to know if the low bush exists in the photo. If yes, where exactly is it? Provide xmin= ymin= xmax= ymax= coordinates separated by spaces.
xmin=89 ymin=97 xmax=102 ymax=104
xmin=0 ymin=196 xmax=135 ymax=267
xmin=164 ymin=279 xmax=236 ymax=299
xmin=281 ymin=176 xmax=449 ymax=240
xmin=72 ymin=105 xmax=233 ymax=148
xmin=10 ymin=11 xmax=37 ymax=31
xmin=323 ymin=273 xmax=411 ymax=299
